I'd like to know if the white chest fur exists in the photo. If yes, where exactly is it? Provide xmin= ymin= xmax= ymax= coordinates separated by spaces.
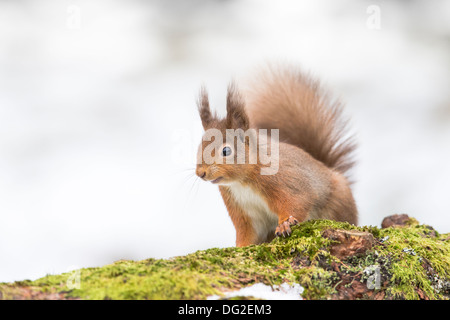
xmin=228 ymin=183 xmax=279 ymax=243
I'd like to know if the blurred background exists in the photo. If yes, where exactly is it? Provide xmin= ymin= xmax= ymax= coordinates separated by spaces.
xmin=1 ymin=0 xmax=449 ymax=283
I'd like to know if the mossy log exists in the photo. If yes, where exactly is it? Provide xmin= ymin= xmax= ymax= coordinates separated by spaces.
xmin=1 ymin=216 xmax=449 ymax=300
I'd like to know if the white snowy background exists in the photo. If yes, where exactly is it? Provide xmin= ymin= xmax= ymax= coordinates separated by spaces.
xmin=1 ymin=0 xmax=449 ymax=283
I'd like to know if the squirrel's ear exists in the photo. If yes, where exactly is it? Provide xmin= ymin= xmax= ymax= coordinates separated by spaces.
xmin=226 ymin=82 xmax=249 ymax=130
xmin=197 ymin=86 xmax=214 ymax=130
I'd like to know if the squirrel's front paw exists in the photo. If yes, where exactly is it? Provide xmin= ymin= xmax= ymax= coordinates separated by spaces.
xmin=275 ymin=216 xmax=299 ymax=238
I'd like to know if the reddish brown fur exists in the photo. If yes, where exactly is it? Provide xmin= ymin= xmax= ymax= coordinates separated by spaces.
xmin=196 ymin=64 xmax=358 ymax=247
xmin=243 ymin=64 xmax=356 ymax=177
xmin=219 ymin=186 xmax=256 ymax=246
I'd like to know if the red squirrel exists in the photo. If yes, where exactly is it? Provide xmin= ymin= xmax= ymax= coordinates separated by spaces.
xmin=195 ymin=64 xmax=358 ymax=247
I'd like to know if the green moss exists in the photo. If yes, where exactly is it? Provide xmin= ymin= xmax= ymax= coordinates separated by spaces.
xmin=0 ymin=218 xmax=448 ymax=300
xmin=377 ymin=223 xmax=450 ymax=299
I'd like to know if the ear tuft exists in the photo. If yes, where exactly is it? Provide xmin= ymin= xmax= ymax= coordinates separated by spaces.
xmin=197 ymin=86 xmax=214 ymax=130
xmin=226 ymin=82 xmax=249 ymax=130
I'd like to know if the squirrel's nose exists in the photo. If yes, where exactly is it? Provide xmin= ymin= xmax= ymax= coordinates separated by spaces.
xmin=196 ymin=167 xmax=207 ymax=180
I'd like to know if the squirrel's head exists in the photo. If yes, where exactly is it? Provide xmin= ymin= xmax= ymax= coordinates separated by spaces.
xmin=195 ymin=83 xmax=254 ymax=185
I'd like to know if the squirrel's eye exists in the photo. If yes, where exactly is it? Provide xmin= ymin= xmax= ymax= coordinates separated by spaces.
xmin=222 ymin=146 xmax=232 ymax=157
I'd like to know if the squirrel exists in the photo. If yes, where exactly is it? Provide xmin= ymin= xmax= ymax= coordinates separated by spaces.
xmin=195 ymin=64 xmax=358 ymax=247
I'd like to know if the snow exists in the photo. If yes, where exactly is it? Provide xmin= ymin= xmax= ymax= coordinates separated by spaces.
xmin=207 ymin=282 xmax=304 ymax=300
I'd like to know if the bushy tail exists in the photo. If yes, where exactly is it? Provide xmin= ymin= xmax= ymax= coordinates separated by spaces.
xmin=242 ymin=63 xmax=356 ymax=177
